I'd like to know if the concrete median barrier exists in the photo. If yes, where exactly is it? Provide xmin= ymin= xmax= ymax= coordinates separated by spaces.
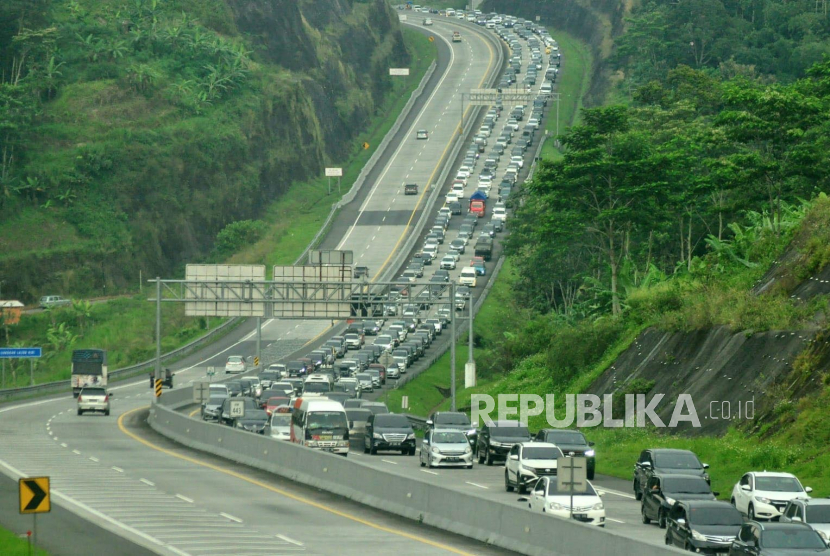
xmin=151 ymin=388 xmax=682 ymax=555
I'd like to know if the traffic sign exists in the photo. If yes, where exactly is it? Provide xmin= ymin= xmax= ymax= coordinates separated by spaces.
xmin=0 ymin=347 xmax=42 ymax=358
xmin=155 ymin=379 xmax=162 ymax=397
xmin=428 ymin=36 xmax=435 ymax=42
xmin=389 ymin=68 xmax=410 ymax=76
xmin=229 ymin=399 xmax=245 ymax=418
xmin=325 ymin=167 xmax=343 ymax=177
xmin=254 ymin=356 xmax=260 ymax=367
xmin=362 ymin=142 xmax=370 ymax=150
xmin=207 ymin=366 xmax=216 ymax=376
xmin=557 ymin=456 xmax=588 ymax=493
xmin=19 ymin=477 xmax=50 ymax=514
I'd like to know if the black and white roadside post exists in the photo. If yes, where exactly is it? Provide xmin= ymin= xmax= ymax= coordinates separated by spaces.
xmin=557 ymin=453 xmax=588 ymax=521
xmin=154 ymin=277 xmax=161 ymax=399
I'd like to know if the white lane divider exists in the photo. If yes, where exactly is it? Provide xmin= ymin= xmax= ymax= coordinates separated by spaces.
xmin=60 ymin=443 xmax=68 ymax=448
xmin=607 ymin=518 xmax=626 ymax=524
xmin=140 ymin=478 xmax=155 ymax=487
xmin=276 ymin=534 xmax=304 ymax=547
xmin=111 ymin=466 xmax=124 ymax=473
xmin=381 ymin=459 xmax=398 ymax=465
xmin=89 ymin=457 xmax=99 ymax=462
xmin=72 ymin=449 xmax=81 ymax=455
xmin=220 ymin=512 xmax=243 ymax=523
xmin=421 ymin=470 xmax=439 ymax=476
xmin=465 ymin=481 xmax=489 ymax=489
xmin=175 ymin=494 xmax=195 ymax=503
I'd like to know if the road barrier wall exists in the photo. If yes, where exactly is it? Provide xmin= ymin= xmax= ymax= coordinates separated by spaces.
xmin=151 ymin=387 xmax=682 ymax=556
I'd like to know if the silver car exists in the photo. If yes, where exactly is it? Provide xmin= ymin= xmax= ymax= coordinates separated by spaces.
xmin=77 ymin=386 xmax=110 ymax=416
xmin=265 ymin=412 xmax=291 ymax=441
xmin=420 ymin=430 xmax=473 ymax=468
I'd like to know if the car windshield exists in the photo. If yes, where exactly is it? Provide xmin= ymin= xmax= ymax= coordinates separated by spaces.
xmin=689 ymin=507 xmax=742 ymax=526
xmin=260 ymin=372 xmax=277 ymax=380
xmin=755 ymin=477 xmax=804 ymax=492
xmin=307 ymin=411 xmax=347 ymax=430
xmin=663 ymin=478 xmax=711 ymax=494
xmin=654 ymin=452 xmax=701 ymax=469
xmin=270 ymin=414 xmax=291 ymax=426
xmin=241 ymin=410 xmax=268 ymax=422
xmin=435 ymin=414 xmax=471 ymax=426
xmin=81 ymin=388 xmax=107 ymax=396
xmin=228 ymin=356 xmax=243 ymax=363
xmin=207 ymin=397 xmax=225 ymax=405
xmin=491 ymin=426 xmax=529 ymax=437
xmin=523 ymin=447 xmax=563 ymax=460
xmin=433 ymin=432 xmax=468 ymax=443
xmin=346 ymin=409 xmax=371 ymax=422
xmin=304 ymin=382 xmax=329 ymax=393
xmin=375 ymin=415 xmax=410 ymax=428
xmin=356 ymin=373 xmax=371 ymax=381
xmin=543 ymin=431 xmax=587 ymax=445
xmin=763 ymin=529 xmax=826 ymax=549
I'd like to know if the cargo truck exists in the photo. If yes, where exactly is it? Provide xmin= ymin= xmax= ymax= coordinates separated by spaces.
xmin=469 ymin=190 xmax=487 ymax=218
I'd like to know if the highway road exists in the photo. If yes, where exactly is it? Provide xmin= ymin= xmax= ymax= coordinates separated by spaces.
xmin=0 ymin=16 xmax=517 ymax=556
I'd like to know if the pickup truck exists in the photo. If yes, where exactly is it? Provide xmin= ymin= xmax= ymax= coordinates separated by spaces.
xmin=39 ymin=295 xmax=72 ymax=309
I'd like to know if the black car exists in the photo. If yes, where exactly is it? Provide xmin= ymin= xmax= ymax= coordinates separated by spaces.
xmin=428 ymin=411 xmax=477 ymax=448
xmin=728 ymin=521 xmax=830 ymax=555
xmin=666 ymin=500 xmax=743 ymax=554
xmin=534 ymin=429 xmax=596 ymax=480
xmin=226 ymin=381 xmax=243 ymax=397
xmin=642 ymin=474 xmax=717 ymax=528
xmin=233 ymin=409 xmax=269 ymax=434
xmin=476 ymin=420 xmax=532 ymax=465
xmin=363 ymin=413 xmax=415 ymax=455
xmin=634 ymin=448 xmax=710 ymax=500
xmin=219 ymin=396 xmax=258 ymax=425
xmin=354 ymin=266 xmax=369 ymax=279
xmin=449 ymin=201 xmax=463 ymax=215
xmin=286 ymin=360 xmax=306 ymax=377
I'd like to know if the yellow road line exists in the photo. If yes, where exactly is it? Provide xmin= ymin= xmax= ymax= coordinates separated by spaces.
xmin=118 ymin=406 xmax=473 ymax=555
xmin=371 ymin=26 xmax=497 ymax=282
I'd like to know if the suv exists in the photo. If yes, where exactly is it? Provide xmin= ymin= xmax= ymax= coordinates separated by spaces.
xmin=535 ymin=429 xmax=596 ymax=479
xmin=476 ymin=420 xmax=532 ymax=465
xmin=39 ymin=295 xmax=71 ymax=309
xmin=641 ymin=473 xmax=716 ymax=528
xmin=505 ymin=442 xmax=563 ymax=494
xmin=729 ymin=521 xmax=829 ymax=554
xmin=77 ymin=386 xmax=110 ymax=416
xmin=363 ymin=413 xmax=416 ymax=455
xmin=405 ymin=183 xmax=418 ymax=195
xmin=665 ymin=500 xmax=743 ymax=553
xmin=634 ymin=448 xmax=709 ymax=501
xmin=780 ymin=498 xmax=830 ymax=539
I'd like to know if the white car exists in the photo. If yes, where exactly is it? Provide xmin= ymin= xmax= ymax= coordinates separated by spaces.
xmin=451 ymin=182 xmax=465 ymax=199
xmin=446 ymin=191 xmax=460 ymax=203
xmin=457 ymin=166 xmax=472 ymax=179
xmin=505 ymin=442 xmax=564 ymax=494
xmin=420 ymin=430 xmax=473 ymax=468
xmin=266 ymin=363 xmax=287 ymax=379
xmin=266 ymin=412 xmax=291 ymax=441
xmin=522 ymin=476 xmax=606 ymax=527
xmin=492 ymin=206 xmax=507 ymax=221
xmin=440 ymin=256 xmax=456 ymax=270
xmin=511 ymin=155 xmax=524 ymax=168
xmin=731 ymin=472 xmax=812 ymax=521
xmin=224 ymin=355 xmax=247 ymax=374
xmin=77 ymin=386 xmax=110 ymax=416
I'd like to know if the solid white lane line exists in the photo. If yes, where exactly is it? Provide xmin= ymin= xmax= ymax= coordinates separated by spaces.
xmin=219 ymin=512 xmax=243 ymax=523
xmin=176 ymin=494 xmax=195 ymax=503
xmin=276 ymin=534 xmax=305 ymax=547
xmin=465 ymin=481 xmax=489 ymax=489
xmin=600 ymin=488 xmax=636 ymax=500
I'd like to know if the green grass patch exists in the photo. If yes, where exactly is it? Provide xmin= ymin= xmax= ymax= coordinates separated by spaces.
xmin=229 ymin=29 xmax=437 ymax=271
xmin=0 ymin=526 xmax=49 ymax=556
xmin=541 ymin=30 xmax=592 ymax=161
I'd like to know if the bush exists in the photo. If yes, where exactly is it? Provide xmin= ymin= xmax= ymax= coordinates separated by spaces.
xmin=214 ymin=220 xmax=266 ymax=258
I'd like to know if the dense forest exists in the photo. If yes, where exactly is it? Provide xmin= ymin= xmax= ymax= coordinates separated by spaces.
xmin=0 ymin=0 xmax=409 ymax=301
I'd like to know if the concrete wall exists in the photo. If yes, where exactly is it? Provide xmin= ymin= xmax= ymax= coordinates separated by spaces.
xmin=151 ymin=387 xmax=682 ymax=555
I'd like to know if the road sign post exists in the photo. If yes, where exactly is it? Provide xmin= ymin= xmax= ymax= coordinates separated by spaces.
xmin=207 ymin=366 xmax=215 ymax=382
xmin=193 ymin=382 xmax=210 ymax=404
xmin=19 ymin=476 xmax=50 ymax=554
xmin=557 ymin=455 xmax=588 ymax=521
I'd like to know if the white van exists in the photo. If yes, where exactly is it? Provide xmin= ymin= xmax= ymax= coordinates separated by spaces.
xmin=541 ymin=83 xmax=552 ymax=95
xmin=459 ymin=267 xmax=478 ymax=287
xmin=290 ymin=398 xmax=349 ymax=455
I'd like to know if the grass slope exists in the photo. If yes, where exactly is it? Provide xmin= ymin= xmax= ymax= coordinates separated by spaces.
xmin=0 ymin=526 xmax=49 ymax=556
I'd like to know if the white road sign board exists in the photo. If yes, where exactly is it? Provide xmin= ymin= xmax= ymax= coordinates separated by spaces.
xmin=325 ymin=167 xmax=343 ymax=177
xmin=229 ymin=399 xmax=245 ymax=418
xmin=389 ymin=68 xmax=410 ymax=76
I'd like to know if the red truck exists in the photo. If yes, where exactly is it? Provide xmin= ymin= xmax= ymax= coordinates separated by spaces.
xmin=469 ymin=191 xmax=487 ymax=218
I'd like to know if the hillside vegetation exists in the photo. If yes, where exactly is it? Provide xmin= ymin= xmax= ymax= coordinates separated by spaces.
xmin=0 ymin=0 xmax=410 ymax=302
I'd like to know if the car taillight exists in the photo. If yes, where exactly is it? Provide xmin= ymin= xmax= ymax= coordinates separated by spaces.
xmin=77 ymin=395 xmax=83 ymax=402
xmin=104 ymin=395 xmax=109 ymax=402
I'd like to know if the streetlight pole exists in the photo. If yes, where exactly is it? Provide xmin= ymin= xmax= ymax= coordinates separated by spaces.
xmin=450 ymin=282 xmax=456 ymax=411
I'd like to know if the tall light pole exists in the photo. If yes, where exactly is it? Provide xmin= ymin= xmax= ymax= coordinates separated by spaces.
xmin=465 ymin=289 xmax=475 ymax=387
xmin=450 ymin=282 xmax=456 ymax=411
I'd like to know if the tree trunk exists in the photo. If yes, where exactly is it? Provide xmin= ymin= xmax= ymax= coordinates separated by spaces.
xmin=679 ymin=217 xmax=685 ymax=266
xmin=687 ymin=214 xmax=693 ymax=271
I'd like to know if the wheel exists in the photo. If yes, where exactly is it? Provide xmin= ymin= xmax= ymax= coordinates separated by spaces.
xmin=104 ymin=409 xmax=110 ymax=416
xmin=658 ymin=509 xmax=667 ymax=529
xmin=634 ymin=479 xmax=642 ymax=501
xmin=77 ymin=409 xmax=83 ymax=416
xmin=369 ymin=442 xmax=377 ymax=455
xmin=478 ymin=447 xmax=485 ymax=464
xmin=748 ymin=504 xmax=756 ymax=521
xmin=587 ymin=469 xmax=595 ymax=480
xmin=517 ymin=482 xmax=527 ymax=495
xmin=505 ymin=472 xmax=514 ymax=492
xmin=409 ymin=447 xmax=416 ymax=456
xmin=731 ymin=497 xmax=736 ymax=507
xmin=641 ymin=505 xmax=651 ymax=524
xmin=420 ymin=460 xmax=426 ymax=468
xmin=664 ymin=533 xmax=671 ymax=545
xmin=485 ymin=452 xmax=493 ymax=466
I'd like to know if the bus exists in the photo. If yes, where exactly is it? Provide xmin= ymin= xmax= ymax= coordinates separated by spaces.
xmin=290 ymin=398 xmax=349 ymax=456
xmin=71 ymin=349 xmax=108 ymax=397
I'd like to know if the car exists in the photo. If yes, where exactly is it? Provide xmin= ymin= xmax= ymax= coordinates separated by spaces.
xmin=234 ymin=409 xmax=269 ymax=434
xmin=445 ymin=191 xmax=460 ymax=204
xmin=402 ymin=304 xmax=419 ymax=317
xmin=364 ymin=413 xmax=416 ymax=455
xmin=420 ymin=429 xmax=474 ymax=468
xmin=728 ymin=521 xmax=830 ymax=555
xmin=449 ymin=201 xmax=463 ymax=215
xmin=345 ymin=333 xmax=363 ymax=350
xmin=634 ymin=448 xmax=710 ymax=501
xmin=641 ymin=473 xmax=717 ymax=528
xmin=440 ymin=256 xmax=456 ymax=270
xmin=423 ymin=17 xmax=433 ymax=25
xmin=262 ymin=407 xmax=291 ymax=439
xmin=535 ymin=429 xmax=596 ymax=480
xmin=665 ymin=500 xmax=743 ymax=553
xmin=476 ymin=420 xmax=532 ymax=465
xmin=219 ymin=396 xmax=258 ymax=425
xmin=505 ymin=442 xmax=564 ymax=494
xmin=39 ymin=295 xmax=71 ymax=309
xmin=449 ymin=239 xmax=466 ymax=254
xmin=780 ymin=498 xmax=830 ymax=542
xmin=263 ymin=396 xmax=290 ymax=415
xmin=416 ymin=129 xmax=428 ymax=140
xmin=354 ymin=266 xmax=370 ymax=279
xmin=521 ymin=476 xmax=606 ymax=527
xmin=201 ymin=395 xmax=226 ymax=421
xmin=224 ymin=355 xmax=247 ymax=374
xmin=77 ymin=386 xmax=110 ymax=416
xmin=405 ymin=183 xmax=418 ymax=195
xmin=355 ymin=372 xmax=373 ymax=392
xmin=731 ymin=472 xmax=812 ymax=521
xmin=346 ymin=407 xmax=372 ymax=437
xmin=471 ymin=257 xmax=486 ymax=275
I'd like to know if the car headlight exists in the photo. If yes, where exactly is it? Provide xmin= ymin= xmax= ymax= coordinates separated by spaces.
xmin=489 ymin=440 xmax=502 ymax=447
xmin=591 ymin=502 xmax=604 ymax=511
xmin=691 ymin=530 xmax=706 ymax=542
xmin=432 ymin=447 xmax=442 ymax=455
xmin=305 ymin=440 xmax=318 ymax=447
xmin=467 ymin=428 xmax=477 ymax=436
xmin=584 ymin=450 xmax=595 ymax=457
xmin=464 ymin=445 xmax=472 ymax=453
xmin=336 ymin=441 xmax=349 ymax=447
xmin=549 ymin=502 xmax=564 ymax=511
xmin=406 ymin=433 xmax=416 ymax=440
xmin=373 ymin=433 xmax=383 ymax=439
xmin=664 ymin=496 xmax=676 ymax=505
xmin=755 ymin=496 xmax=771 ymax=505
